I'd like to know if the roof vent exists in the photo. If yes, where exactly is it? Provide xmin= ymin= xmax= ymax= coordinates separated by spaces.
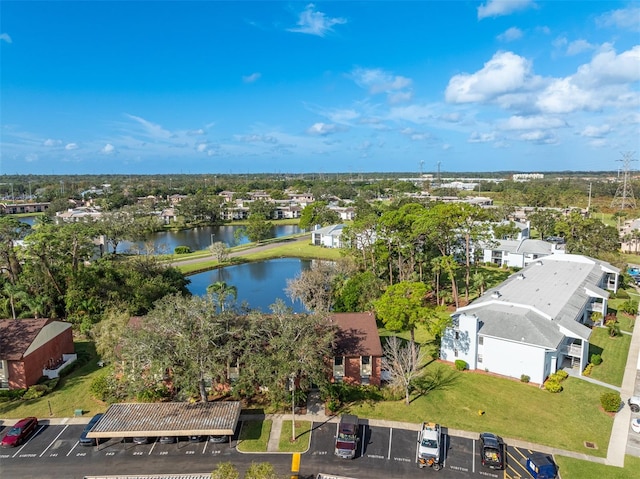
xmin=517 ymin=273 xmax=525 ymax=280
xmin=536 ymin=260 xmax=543 ymax=266
xmin=491 ymin=291 xmax=501 ymax=299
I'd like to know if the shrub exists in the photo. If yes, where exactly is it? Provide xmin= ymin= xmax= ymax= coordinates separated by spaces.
xmin=551 ymin=370 xmax=569 ymax=381
xmin=601 ymin=392 xmax=621 ymax=413
xmin=583 ymin=363 xmax=594 ymax=376
xmin=0 ymin=388 xmax=26 ymax=401
xmin=620 ymin=300 xmax=638 ymax=315
xmin=543 ymin=379 xmax=562 ymax=393
xmin=454 ymin=359 xmax=468 ymax=371
xmin=22 ymin=384 xmax=49 ymax=400
xmin=591 ymin=354 xmax=603 ymax=365
xmin=174 ymin=245 xmax=192 ymax=255
xmin=520 ymin=374 xmax=530 ymax=383
xmin=615 ymin=289 xmax=629 ymax=299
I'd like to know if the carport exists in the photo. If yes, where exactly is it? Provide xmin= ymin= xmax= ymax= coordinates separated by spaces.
xmin=86 ymin=401 xmax=241 ymax=442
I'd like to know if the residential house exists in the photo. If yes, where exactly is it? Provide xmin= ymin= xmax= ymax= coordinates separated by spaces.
xmin=440 ymin=254 xmax=619 ymax=385
xmin=330 ymin=312 xmax=383 ymax=386
xmin=312 ymin=224 xmax=346 ymax=248
xmin=0 ymin=318 xmax=76 ymax=389
xmin=482 ymin=238 xmax=565 ymax=268
xmin=55 ymin=206 xmax=102 ymax=223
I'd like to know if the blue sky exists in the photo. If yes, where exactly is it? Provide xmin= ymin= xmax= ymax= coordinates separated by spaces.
xmin=1 ymin=1 xmax=639 ymax=175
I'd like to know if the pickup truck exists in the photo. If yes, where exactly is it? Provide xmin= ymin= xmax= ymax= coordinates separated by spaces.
xmin=479 ymin=432 xmax=504 ymax=470
xmin=417 ymin=422 xmax=442 ymax=470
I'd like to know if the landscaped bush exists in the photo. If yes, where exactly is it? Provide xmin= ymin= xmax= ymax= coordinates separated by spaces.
xmin=583 ymin=363 xmax=594 ymax=376
xmin=600 ymin=392 xmax=621 ymax=413
xmin=0 ymin=388 xmax=26 ymax=402
xmin=520 ymin=374 xmax=530 ymax=383
xmin=620 ymin=299 xmax=638 ymax=315
xmin=591 ymin=354 xmax=603 ymax=365
xmin=22 ymin=384 xmax=50 ymax=400
xmin=454 ymin=359 xmax=468 ymax=371
xmin=614 ymin=289 xmax=629 ymax=299
xmin=553 ymin=370 xmax=569 ymax=381
xmin=543 ymin=379 xmax=562 ymax=393
xmin=174 ymin=245 xmax=192 ymax=254
xmin=137 ymin=385 xmax=170 ymax=402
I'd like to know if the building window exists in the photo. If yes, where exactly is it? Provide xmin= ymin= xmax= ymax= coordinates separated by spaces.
xmin=454 ymin=349 xmax=459 ymax=357
xmin=334 ymin=356 xmax=343 ymax=366
xmin=361 ymin=355 xmax=372 ymax=378
xmin=454 ymin=331 xmax=460 ymax=340
xmin=477 ymin=354 xmax=483 ymax=363
xmin=478 ymin=336 xmax=484 ymax=346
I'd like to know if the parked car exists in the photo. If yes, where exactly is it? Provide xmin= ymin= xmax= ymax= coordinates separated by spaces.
xmin=479 ymin=432 xmax=504 ymax=469
xmin=188 ymin=435 xmax=205 ymax=442
xmin=334 ymin=414 xmax=359 ymax=459
xmin=132 ymin=437 xmax=150 ymax=444
xmin=79 ymin=413 xmax=104 ymax=446
xmin=159 ymin=436 xmax=177 ymax=444
xmin=632 ymin=418 xmax=640 ymax=434
xmin=208 ymin=435 xmax=228 ymax=443
xmin=1 ymin=417 xmax=38 ymax=447
xmin=629 ymin=396 xmax=640 ymax=412
xmin=526 ymin=453 xmax=557 ymax=479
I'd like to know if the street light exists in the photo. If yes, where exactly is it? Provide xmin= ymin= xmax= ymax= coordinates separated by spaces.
xmin=289 ymin=375 xmax=296 ymax=442
xmin=210 ymin=233 xmax=215 ymax=246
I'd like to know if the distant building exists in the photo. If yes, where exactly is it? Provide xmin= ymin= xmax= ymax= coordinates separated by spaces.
xmin=311 ymin=224 xmax=345 ymax=248
xmin=512 ymin=173 xmax=544 ymax=182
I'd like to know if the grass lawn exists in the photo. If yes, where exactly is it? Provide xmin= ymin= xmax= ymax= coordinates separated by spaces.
xmin=278 ymin=420 xmax=312 ymax=452
xmin=237 ymin=420 xmax=272 ymax=452
xmin=0 ymin=341 xmax=107 ymax=419
xmin=345 ymin=363 xmax=613 ymax=457
xmin=556 ymin=455 xmax=640 ymax=479
xmin=588 ymin=327 xmax=631 ymax=387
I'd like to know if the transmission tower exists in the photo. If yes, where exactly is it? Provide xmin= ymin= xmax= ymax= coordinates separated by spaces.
xmin=611 ymin=152 xmax=637 ymax=210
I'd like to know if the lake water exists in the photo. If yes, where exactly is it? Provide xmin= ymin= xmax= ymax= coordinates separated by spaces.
xmin=186 ymin=258 xmax=312 ymax=312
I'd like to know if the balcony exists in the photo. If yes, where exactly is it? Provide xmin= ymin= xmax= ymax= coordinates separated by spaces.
xmin=42 ymin=353 xmax=77 ymax=379
xmin=561 ymin=343 xmax=582 ymax=357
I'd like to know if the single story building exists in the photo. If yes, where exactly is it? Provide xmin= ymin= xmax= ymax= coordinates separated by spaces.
xmin=440 ymin=254 xmax=619 ymax=384
xmin=0 ymin=318 xmax=76 ymax=389
xmin=312 ymin=224 xmax=346 ymax=248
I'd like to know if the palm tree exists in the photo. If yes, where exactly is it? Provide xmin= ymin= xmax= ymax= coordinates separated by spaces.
xmin=206 ymin=281 xmax=237 ymax=312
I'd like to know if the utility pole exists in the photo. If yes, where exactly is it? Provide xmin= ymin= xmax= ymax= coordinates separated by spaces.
xmin=611 ymin=152 xmax=637 ymax=210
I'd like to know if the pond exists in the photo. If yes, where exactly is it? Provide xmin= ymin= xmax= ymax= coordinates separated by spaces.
xmin=186 ymin=258 xmax=312 ymax=313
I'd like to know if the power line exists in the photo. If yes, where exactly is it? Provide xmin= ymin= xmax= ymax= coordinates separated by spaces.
xmin=611 ymin=152 xmax=637 ymax=210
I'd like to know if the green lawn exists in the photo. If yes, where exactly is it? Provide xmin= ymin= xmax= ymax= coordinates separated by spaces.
xmin=278 ymin=420 xmax=312 ymax=452
xmin=346 ymin=363 xmax=614 ymax=457
xmin=0 ymin=341 xmax=107 ymax=419
xmin=237 ymin=420 xmax=272 ymax=452
xmin=588 ymin=327 xmax=631 ymax=386
xmin=556 ymin=454 xmax=640 ymax=479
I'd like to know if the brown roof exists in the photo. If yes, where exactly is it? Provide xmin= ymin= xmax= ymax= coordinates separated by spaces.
xmin=331 ymin=312 xmax=383 ymax=357
xmin=0 ymin=318 xmax=51 ymax=360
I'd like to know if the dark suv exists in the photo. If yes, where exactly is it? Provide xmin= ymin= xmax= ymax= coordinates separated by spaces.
xmin=334 ymin=414 xmax=359 ymax=459
xmin=479 ymin=432 xmax=504 ymax=470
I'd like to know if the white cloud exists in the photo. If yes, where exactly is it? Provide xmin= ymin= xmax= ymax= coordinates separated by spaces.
xmin=187 ymin=129 xmax=205 ymax=136
xmin=566 ymin=39 xmax=595 ymax=56
xmin=65 ymin=143 xmax=78 ymax=150
xmin=502 ymin=115 xmax=567 ymax=130
xmin=0 ymin=33 xmax=12 ymax=43
xmin=287 ymin=4 xmax=347 ymax=37
xmin=478 ymin=0 xmax=535 ymax=20
xmin=196 ymin=143 xmax=208 ymax=152
xmin=101 ymin=143 xmax=115 ymax=154
xmin=43 ymin=138 xmax=62 ymax=147
xmin=468 ymin=132 xmax=496 ymax=143
xmin=518 ymin=130 xmax=557 ymax=144
xmin=580 ymin=124 xmax=611 ymax=138
xmin=388 ymin=91 xmax=413 ymax=105
xmin=596 ymin=6 xmax=640 ymax=32
xmin=497 ymin=27 xmax=523 ymax=42
xmin=326 ymin=108 xmax=359 ymax=124
xmin=439 ymin=112 xmax=463 ymax=123
xmin=125 ymin=114 xmax=172 ymax=139
xmin=234 ymin=134 xmax=278 ymax=144
xmin=350 ymin=67 xmax=412 ymax=94
xmin=445 ymin=51 xmax=536 ymax=103
xmin=243 ymin=72 xmax=261 ymax=83
xmin=388 ymin=104 xmax=435 ymax=124
xmin=306 ymin=122 xmax=340 ymax=136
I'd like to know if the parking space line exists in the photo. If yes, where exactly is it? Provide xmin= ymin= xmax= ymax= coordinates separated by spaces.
xmin=360 ymin=425 xmax=366 ymax=458
xmin=148 ymin=439 xmax=157 ymax=455
xmin=12 ymin=424 xmax=46 ymax=458
xmin=202 ymin=440 xmax=208 ymax=454
xmin=387 ymin=428 xmax=392 ymax=460
xmin=414 ymin=430 xmax=420 ymax=465
xmin=67 ymin=441 xmax=79 ymax=457
xmin=40 ymin=424 xmax=68 ymax=457
xmin=472 ymin=438 xmax=476 ymax=473
xmin=506 ymin=449 xmax=530 ymax=477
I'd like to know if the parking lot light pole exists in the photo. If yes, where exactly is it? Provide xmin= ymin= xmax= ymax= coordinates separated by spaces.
xmin=290 ymin=375 xmax=296 ymax=441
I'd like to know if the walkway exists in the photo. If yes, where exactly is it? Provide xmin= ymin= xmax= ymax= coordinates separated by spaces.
xmin=606 ymin=314 xmax=640 ymax=466
xmin=564 ymin=366 xmax=621 ymax=391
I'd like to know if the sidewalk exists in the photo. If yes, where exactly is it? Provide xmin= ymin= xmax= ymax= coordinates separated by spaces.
xmin=606 ymin=314 xmax=640 ymax=466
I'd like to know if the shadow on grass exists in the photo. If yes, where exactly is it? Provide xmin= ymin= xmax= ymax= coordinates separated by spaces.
xmin=410 ymin=365 xmax=460 ymax=404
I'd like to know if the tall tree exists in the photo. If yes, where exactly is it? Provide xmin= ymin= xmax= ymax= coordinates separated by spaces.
xmin=285 ymin=261 xmax=337 ymax=312
xmin=298 ymin=201 xmax=340 ymax=230
xmin=382 ymin=335 xmax=427 ymax=405
xmin=207 ymin=281 xmax=238 ymax=312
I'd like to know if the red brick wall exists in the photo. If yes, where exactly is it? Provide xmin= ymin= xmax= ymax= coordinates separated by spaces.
xmin=8 ymin=362 xmax=26 ymax=389
xmin=11 ymin=327 xmax=74 ymax=389
xmin=332 ymin=355 xmax=381 ymax=386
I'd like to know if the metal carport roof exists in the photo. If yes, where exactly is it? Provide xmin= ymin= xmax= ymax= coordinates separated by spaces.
xmin=87 ymin=401 xmax=241 ymax=438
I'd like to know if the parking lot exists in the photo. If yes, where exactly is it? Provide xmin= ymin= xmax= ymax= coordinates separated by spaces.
xmin=1 ymin=419 xmax=549 ymax=479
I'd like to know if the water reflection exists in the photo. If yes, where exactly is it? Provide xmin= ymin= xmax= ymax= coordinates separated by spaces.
xmin=186 ymin=258 xmax=312 ymax=313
